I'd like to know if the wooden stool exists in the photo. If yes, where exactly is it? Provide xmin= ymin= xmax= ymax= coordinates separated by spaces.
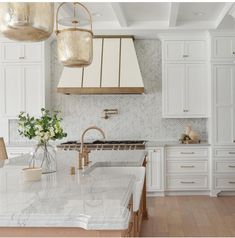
xmin=0 ymin=137 xmax=8 ymax=161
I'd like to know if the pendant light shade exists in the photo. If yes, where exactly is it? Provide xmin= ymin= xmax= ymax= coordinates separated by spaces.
xmin=56 ymin=2 xmax=93 ymax=68
xmin=0 ymin=3 xmax=54 ymax=42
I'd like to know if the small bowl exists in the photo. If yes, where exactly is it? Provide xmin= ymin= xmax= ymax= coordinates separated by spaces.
xmin=22 ymin=167 xmax=42 ymax=182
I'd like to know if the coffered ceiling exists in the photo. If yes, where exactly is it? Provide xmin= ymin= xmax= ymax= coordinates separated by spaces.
xmin=56 ymin=2 xmax=235 ymax=38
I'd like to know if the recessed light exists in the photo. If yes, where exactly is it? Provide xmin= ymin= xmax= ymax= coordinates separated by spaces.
xmin=92 ymin=12 xmax=102 ymax=17
xmin=193 ymin=11 xmax=204 ymax=16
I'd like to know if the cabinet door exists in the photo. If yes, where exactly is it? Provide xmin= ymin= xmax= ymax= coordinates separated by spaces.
xmin=213 ymin=37 xmax=235 ymax=59
xmin=24 ymin=65 xmax=43 ymax=116
xmin=185 ymin=41 xmax=206 ymax=61
xmin=24 ymin=43 xmax=42 ymax=62
xmin=0 ymin=65 xmax=23 ymax=117
xmin=164 ymin=41 xmax=184 ymax=61
xmin=146 ymin=149 xmax=163 ymax=192
xmin=0 ymin=42 xmax=23 ymax=62
xmin=163 ymin=64 xmax=185 ymax=117
xmin=186 ymin=64 xmax=207 ymax=117
xmin=213 ymin=65 xmax=235 ymax=145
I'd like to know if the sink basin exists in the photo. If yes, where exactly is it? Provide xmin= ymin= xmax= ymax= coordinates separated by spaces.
xmin=88 ymin=167 xmax=145 ymax=212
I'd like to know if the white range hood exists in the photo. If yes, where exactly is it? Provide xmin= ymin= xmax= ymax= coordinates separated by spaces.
xmin=57 ymin=37 xmax=144 ymax=94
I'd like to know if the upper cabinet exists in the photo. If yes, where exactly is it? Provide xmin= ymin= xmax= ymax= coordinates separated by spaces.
xmin=162 ymin=37 xmax=208 ymax=118
xmin=163 ymin=40 xmax=206 ymax=61
xmin=163 ymin=63 xmax=207 ymax=118
xmin=0 ymin=42 xmax=42 ymax=63
xmin=0 ymin=39 xmax=50 ymax=118
xmin=212 ymin=36 xmax=235 ymax=60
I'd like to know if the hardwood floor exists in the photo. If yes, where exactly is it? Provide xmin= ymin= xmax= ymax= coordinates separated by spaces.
xmin=140 ymin=196 xmax=235 ymax=237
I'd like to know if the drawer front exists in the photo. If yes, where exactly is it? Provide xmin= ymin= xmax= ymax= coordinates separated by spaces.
xmin=214 ymin=161 xmax=235 ymax=173
xmin=214 ymin=176 xmax=235 ymax=190
xmin=214 ymin=148 xmax=235 ymax=158
xmin=166 ymin=176 xmax=208 ymax=190
xmin=166 ymin=161 xmax=208 ymax=173
xmin=166 ymin=148 xmax=208 ymax=158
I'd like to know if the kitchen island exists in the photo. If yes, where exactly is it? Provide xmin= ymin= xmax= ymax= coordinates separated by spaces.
xmin=0 ymin=150 xmax=147 ymax=237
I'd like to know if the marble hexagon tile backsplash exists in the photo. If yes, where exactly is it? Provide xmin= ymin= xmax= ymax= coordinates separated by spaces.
xmin=9 ymin=39 xmax=208 ymax=143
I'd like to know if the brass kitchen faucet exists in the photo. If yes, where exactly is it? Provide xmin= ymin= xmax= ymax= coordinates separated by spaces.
xmin=78 ymin=126 xmax=105 ymax=169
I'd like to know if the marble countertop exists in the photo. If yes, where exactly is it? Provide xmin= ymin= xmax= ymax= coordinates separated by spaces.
xmin=0 ymin=150 xmax=147 ymax=230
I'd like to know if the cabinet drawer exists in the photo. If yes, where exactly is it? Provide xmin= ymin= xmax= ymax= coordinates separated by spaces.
xmin=214 ymin=148 xmax=235 ymax=158
xmin=214 ymin=161 xmax=235 ymax=173
xmin=214 ymin=176 xmax=235 ymax=190
xmin=166 ymin=176 xmax=208 ymax=190
xmin=166 ymin=161 xmax=208 ymax=173
xmin=166 ymin=147 xmax=208 ymax=158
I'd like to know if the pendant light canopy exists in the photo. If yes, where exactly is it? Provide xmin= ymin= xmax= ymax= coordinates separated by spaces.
xmin=0 ymin=3 xmax=54 ymax=42
xmin=56 ymin=2 xmax=93 ymax=68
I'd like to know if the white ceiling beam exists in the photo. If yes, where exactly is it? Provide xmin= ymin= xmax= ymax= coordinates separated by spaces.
xmin=214 ymin=2 xmax=234 ymax=28
xmin=110 ymin=3 xmax=128 ymax=27
xmin=168 ymin=3 xmax=180 ymax=27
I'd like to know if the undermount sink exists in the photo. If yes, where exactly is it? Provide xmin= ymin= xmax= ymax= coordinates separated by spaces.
xmin=88 ymin=166 xmax=145 ymax=212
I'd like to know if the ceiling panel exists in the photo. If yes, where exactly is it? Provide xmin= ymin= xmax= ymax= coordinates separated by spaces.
xmin=178 ymin=2 xmax=225 ymax=21
xmin=120 ymin=2 xmax=171 ymax=21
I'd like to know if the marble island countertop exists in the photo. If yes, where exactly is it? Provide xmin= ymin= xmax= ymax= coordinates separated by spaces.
xmin=0 ymin=151 xmax=146 ymax=230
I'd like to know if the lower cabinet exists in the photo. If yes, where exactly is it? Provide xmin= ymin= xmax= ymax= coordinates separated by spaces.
xmin=165 ymin=146 xmax=210 ymax=192
xmin=146 ymin=147 xmax=164 ymax=194
xmin=212 ymin=147 xmax=235 ymax=196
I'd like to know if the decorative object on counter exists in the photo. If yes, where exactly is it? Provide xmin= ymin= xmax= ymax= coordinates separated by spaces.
xmin=55 ymin=2 xmax=93 ymax=67
xmin=0 ymin=137 xmax=8 ymax=168
xmin=179 ymin=126 xmax=200 ymax=144
xmin=0 ymin=3 xmax=54 ymax=41
xmin=22 ymin=167 xmax=42 ymax=182
xmin=101 ymin=109 xmax=119 ymax=119
xmin=18 ymin=108 xmax=67 ymax=174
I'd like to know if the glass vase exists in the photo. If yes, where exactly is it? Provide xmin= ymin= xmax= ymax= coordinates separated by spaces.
xmin=30 ymin=142 xmax=57 ymax=174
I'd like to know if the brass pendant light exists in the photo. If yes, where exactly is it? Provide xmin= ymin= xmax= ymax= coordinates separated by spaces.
xmin=0 ymin=3 xmax=54 ymax=42
xmin=56 ymin=2 xmax=93 ymax=68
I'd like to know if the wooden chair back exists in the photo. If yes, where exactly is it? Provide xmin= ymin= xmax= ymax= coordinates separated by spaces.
xmin=0 ymin=137 xmax=8 ymax=161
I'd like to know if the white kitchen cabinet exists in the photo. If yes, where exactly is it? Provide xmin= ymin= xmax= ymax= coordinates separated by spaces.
xmin=0 ymin=42 xmax=42 ymax=63
xmin=0 ymin=39 xmax=50 ymax=143
xmin=0 ymin=64 xmax=44 ymax=117
xmin=164 ymin=40 xmax=206 ymax=61
xmin=163 ymin=63 xmax=208 ymax=118
xmin=212 ymin=147 xmax=235 ymax=196
xmin=146 ymin=147 xmax=164 ymax=194
xmin=165 ymin=146 xmax=210 ymax=192
xmin=212 ymin=36 xmax=235 ymax=60
xmin=213 ymin=64 xmax=235 ymax=145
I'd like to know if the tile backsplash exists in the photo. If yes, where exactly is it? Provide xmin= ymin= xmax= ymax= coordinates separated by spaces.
xmin=9 ymin=39 xmax=208 ymax=143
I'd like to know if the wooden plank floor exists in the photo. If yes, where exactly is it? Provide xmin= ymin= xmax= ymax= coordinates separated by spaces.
xmin=140 ymin=196 xmax=235 ymax=237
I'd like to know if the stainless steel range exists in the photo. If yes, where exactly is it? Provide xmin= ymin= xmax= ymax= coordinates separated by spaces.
xmin=57 ymin=140 xmax=146 ymax=151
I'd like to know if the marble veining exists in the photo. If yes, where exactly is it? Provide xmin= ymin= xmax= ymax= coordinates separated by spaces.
xmin=0 ymin=151 xmax=147 ymax=230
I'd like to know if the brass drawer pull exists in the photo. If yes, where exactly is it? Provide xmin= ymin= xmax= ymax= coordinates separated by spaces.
xmin=19 ymin=56 xmax=25 ymax=59
xmin=228 ymin=181 xmax=235 ymax=184
xmin=228 ymin=165 xmax=235 ymax=168
xmin=180 ymin=181 xmax=195 ymax=184
xmin=228 ymin=152 xmax=235 ymax=155
xmin=181 ymin=152 xmax=195 ymax=154
xmin=180 ymin=165 xmax=195 ymax=168
xmin=182 ymin=55 xmax=189 ymax=58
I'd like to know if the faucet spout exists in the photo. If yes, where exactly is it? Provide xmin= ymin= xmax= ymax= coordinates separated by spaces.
xmin=78 ymin=126 xmax=105 ymax=169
